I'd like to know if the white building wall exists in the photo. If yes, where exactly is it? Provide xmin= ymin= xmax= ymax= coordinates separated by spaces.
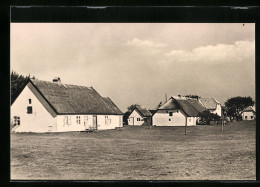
xmin=242 ymin=111 xmax=255 ymax=120
xmin=127 ymin=110 xmax=144 ymax=126
xmin=57 ymin=114 xmax=123 ymax=131
xmin=211 ymin=104 xmax=222 ymax=117
xmin=187 ymin=117 xmax=197 ymax=126
xmin=97 ymin=115 xmax=123 ymax=130
xmin=11 ymin=86 xmax=56 ymax=133
xmin=56 ymin=115 xmax=92 ymax=132
xmin=153 ymin=109 xmax=190 ymax=126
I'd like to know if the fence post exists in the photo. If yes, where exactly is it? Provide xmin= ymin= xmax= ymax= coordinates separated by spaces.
xmin=221 ymin=119 xmax=224 ymax=132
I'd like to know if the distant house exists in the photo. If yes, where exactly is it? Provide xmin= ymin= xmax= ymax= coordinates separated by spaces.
xmin=127 ymin=106 xmax=152 ymax=126
xmin=242 ymin=106 xmax=256 ymax=120
xmin=11 ymin=78 xmax=123 ymax=133
xmin=199 ymin=98 xmax=222 ymax=117
xmin=153 ymin=96 xmax=206 ymax=126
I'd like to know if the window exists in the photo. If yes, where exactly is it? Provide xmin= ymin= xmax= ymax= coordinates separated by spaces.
xmin=14 ymin=116 xmax=20 ymax=126
xmin=105 ymin=116 xmax=111 ymax=125
xmin=166 ymin=110 xmax=168 ymax=113
xmin=245 ymin=116 xmax=247 ymax=119
xmin=64 ymin=116 xmax=71 ymax=126
xmin=27 ymin=106 xmax=32 ymax=114
xmin=137 ymin=118 xmax=141 ymax=121
xmin=189 ymin=118 xmax=191 ymax=122
xmin=177 ymin=110 xmax=179 ymax=113
xmin=169 ymin=112 xmax=173 ymax=116
xmin=68 ymin=116 xmax=71 ymax=125
xmin=251 ymin=116 xmax=254 ymax=119
xmin=144 ymin=118 xmax=147 ymax=122
xmin=169 ymin=118 xmax=171 ymax=121
xmin=76 ymin=116 xmax=81 ymax=124
xmin=84 ymin=116 xmax=88 ymax=125
xmin=29 ymin=99 xmax=31 ymax=104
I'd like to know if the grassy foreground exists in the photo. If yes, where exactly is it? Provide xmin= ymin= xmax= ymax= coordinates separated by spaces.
xmin=11 ymin=120 xmax=255 ymax=180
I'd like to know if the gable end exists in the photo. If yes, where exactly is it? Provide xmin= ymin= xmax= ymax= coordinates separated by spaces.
xmin=27 ymin=81 xmax=57 ymax=117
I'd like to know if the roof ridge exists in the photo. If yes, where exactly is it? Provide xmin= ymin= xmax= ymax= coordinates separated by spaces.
xmin=31 ymin=78 xmax=93 ymax=89
xmin=29 ymin=78 xmax=122 ymax=115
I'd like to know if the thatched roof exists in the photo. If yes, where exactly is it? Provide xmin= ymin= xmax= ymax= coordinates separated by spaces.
xmin=148 ymin=110 xmax=157 ymax=115
xmin=244 ymin=106 xmax=255 ymax=112
xmin=199 ymin=98 xmax=220 ymax=110
xmin=30 ymin=79 xmax=123 ymax=115
xmin=135 ymin=105 xmax=152 ymax=117
xmin=158 ymin=97 xmax=206 ymax=117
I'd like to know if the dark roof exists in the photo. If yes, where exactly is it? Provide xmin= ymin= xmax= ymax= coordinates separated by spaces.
xmin=199 ymin=98 xmax=220 ymax=110
xmin=123 ymin=111 xmax=131 ymax=117
xmin=103 ymin=97 xmax=122 ymax=114
xmin=158 ymin=97 xmax=206 ymax=117
xmin=135 ymin=105 xmax=152 ymax=117
xmin=30 ymin=79 xmax=123 ymax=115
xmin=148 ymin=110 xmax=157 ymax=115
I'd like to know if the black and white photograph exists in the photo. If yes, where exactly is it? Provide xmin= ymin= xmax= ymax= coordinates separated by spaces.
xmin=10 ymin=21 xmax=255 ymax=180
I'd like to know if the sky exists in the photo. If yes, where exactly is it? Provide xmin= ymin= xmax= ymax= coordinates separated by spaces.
xmin=11 ymin=23 xmax=255 ymax=112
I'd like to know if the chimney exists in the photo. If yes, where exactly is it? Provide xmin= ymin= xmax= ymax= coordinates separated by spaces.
xmin=53 ymin=77 xmax=61 ymax=84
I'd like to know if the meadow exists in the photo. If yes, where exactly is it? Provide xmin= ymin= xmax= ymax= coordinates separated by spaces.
xmin=11 ymin=120 xmax=255 ymax=180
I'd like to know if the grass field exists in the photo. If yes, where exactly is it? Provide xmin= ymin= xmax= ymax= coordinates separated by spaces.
xmin=11 ymin=120 xmax=255 ymax=180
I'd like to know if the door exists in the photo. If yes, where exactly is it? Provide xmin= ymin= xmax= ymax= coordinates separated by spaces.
xmin=129 ymin=117 xmax=134 ymax=125
xmin=93 ymin=115 xmax=97 ymax=130
xmin=84 ymin=116 xmax=89 ymax=130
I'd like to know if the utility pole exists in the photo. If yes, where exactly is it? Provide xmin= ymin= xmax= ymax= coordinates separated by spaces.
xmin=185 ymin=118 xmax=187 ymax=135
xmin=221 ymin=118 xmax=224 ymax=132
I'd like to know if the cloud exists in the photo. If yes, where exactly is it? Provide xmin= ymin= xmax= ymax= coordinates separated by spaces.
xmin=164 ymin=40 xmax=255 ymax=64
xmin=125 ymin=38 xmax=167 ymax=48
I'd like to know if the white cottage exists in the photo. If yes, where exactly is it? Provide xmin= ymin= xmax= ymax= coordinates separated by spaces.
xmin=153 ymin=96 xmax=206 ymax=126
xmin=199 ymin=98 xmax=222 ymax=117
xmin=11 ymin=78 xmax=123 ymax=133
xmin=242 ymin=106 xmax=256 ymax=120
xmin=127 ymin=106 xmax=152 ymax=126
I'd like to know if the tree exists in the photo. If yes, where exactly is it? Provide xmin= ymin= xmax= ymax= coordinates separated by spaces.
xmin=197 ymin=110 xmax=221 ymax=125
xmin=11 ymin=71 xmax=30 ymax=104
xmin=127 ymin=104 xmax=140 ymax=112
xmin=224 ymin=96 xmax=254 ymax=121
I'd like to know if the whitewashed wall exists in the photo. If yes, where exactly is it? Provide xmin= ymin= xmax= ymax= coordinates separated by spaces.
xmin=187 ymin=117 xmax=197 ymax=126
xmin=57 ymin=114 xmax=123 ymax=132
xmin=210 ymin=104 xmax=222 ymax=117
xmin=127 ymin=110 xmax=144 ymax=126
xmin=153 ymin=109 xmax=190 ymax=126
xmin=56 ymin=115 xmax=92 ymax=132
xmin=11 ymin=86 xmax=57 ymax=133
xmin=242 ymin=111 xmax=255 ymax=120
xmin=97 ymin=115 xmax=122 ymax=130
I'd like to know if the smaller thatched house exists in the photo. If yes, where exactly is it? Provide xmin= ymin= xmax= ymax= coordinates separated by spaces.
xmin=127 ymin=106 xmax=152 ymax=126
xmin=153 ymin=96 xmax=206 ymax=126
xmin=242 ymin=106 xmax=256 ymax=120
xmin=199 ymin=98 xmax=222 ymax=117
